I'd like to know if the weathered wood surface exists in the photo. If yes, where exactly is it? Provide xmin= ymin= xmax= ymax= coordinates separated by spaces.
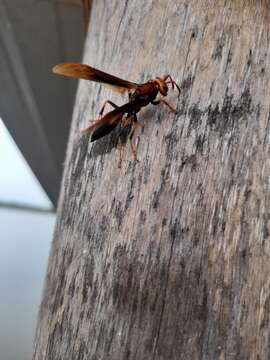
xmin=33 ymin=1 xmax=270 ymax=359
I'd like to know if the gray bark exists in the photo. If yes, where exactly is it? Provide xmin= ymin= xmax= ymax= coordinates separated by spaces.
xmin=33 ymin=1 xmax=270 ymax=359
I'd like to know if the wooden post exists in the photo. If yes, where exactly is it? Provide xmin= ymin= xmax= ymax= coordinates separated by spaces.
xmin=33 ymin=1 xmax=270 ymax=359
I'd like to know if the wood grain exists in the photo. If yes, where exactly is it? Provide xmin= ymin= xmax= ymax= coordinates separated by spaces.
xmin=33 ymin=1 xmax=270 ymax=359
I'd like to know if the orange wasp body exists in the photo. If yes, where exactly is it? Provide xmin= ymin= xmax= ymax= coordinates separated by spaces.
xmin=53 ymin=63 xmax=180 ymax=167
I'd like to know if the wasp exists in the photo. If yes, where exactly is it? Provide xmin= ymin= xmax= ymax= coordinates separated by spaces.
xmin=53 ymin=63 xmax=180 ymax=168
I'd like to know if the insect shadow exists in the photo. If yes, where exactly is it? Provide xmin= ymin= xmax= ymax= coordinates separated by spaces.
xmin=88 ymin=120 xmax=133 ymax=159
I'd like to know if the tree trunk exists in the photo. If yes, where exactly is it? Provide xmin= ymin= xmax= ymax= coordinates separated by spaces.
xmin=33 ymin=1 xmax=270 ymax=359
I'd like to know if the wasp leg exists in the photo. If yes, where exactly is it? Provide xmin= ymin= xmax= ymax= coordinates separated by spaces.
xmin=128 ymin=114 xmax=140 ymax=162
xmin=163 ymin=75 xmax=181 ymax=95
xmin=122 ymin=114 xmax=132 ymax=127
xmin=117 ymin=135 xmax=123 ymax=169
xmin=152 ymin=99 xmax=176 ymax=113
xmin=81 ymin=101 xmax=119 ymax=133
xmin=99 ymin=100 xmax=119 ymax=116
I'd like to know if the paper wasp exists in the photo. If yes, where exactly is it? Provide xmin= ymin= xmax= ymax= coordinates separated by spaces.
xmin=53 ymin=63 xmax=180 ymax=168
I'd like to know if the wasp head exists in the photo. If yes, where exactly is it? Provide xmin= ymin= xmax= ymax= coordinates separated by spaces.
xmin=153 ymin=77 xmax=168 ymax=96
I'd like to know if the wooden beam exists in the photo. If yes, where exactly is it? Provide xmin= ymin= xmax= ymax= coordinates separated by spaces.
xmin=33 ymin=1 xmax=270 ymax=359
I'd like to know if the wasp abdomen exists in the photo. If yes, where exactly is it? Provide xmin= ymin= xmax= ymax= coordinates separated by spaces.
xmin=91 ymin=122 xmax=119 ymax=142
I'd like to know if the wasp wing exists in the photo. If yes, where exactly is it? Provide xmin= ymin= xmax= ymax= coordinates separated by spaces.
xmin=81 ymin=102 xmax=134 ymax=139
xmin=53 ymin=63 xmax=138 ymax=93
